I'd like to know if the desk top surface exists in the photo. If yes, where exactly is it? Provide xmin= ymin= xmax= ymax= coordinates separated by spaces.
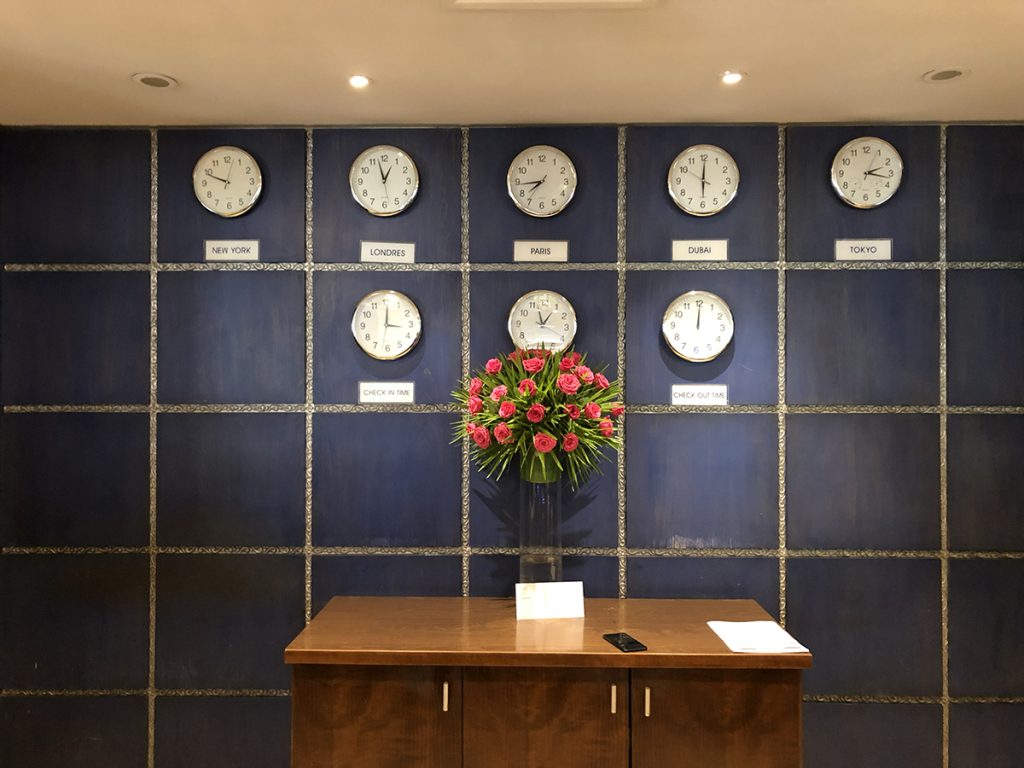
xmin=284 ymin=597 xmax=812 ymax=669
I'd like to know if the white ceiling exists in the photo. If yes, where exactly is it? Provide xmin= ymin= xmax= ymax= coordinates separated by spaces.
xmin=2 ymin=0 xmax=1022 ymax=126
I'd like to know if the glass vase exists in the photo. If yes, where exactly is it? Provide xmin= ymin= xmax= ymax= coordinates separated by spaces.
xmin=519 ymin=457 xmax=563 ymax=583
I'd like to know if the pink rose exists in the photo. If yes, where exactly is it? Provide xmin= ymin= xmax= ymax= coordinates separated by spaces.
xmin=468 ymin=395 xmax=483 ymax=414
xmin=518 ymin=378 xmax=537 ymax=396
xmin=494 ymin=422 xmax=514 ymax=444
xmin=468 ymin=377 xmax=483 ymax=396
xmin=498 ymin=400 xmax=516 ymax=419
xmin=489 ymin=384 xmax=508 ymax=402
xmin=526 ymin=403 xmax=546 ymax=423
xmin=594 ymin=373 xmax=610 ymax=390
xmin=563 ymin=352 xmax=580 ymax=368
xmin=533 ymin=432 xmax=557 ymax=453
xmin=557 ymin=373 xmax=581 ymax=395
xmin=563 ymin=404 xmax=581 ymax=420
xmin=562 ymin=433 xmax=580 ymax=452
xmin=559 ymin=356 xmax=575 ymax=372
xmin=574 ymin=365 xmax=594 ymax=384
xmin=472 ymin=426 xmax=492 ymax=449
xmin=466 ymin=421 xmax=478 ymax=434
xmin=610 ymin=403 xmax=625 ymax=417
xmin=523 ymin=356 xmax=545 ymax=374
xmin=508 ymin=349 xmax=522 ymax=362
xmin=599 ymin=419 xmax=614 ymax=437
xmin=584 ymin=402 xmax=602 ymax=419
xmin=485 ymin=358 xmax=502 ymax=375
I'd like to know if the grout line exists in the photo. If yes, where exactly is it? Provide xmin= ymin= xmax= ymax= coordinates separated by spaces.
xmin=147 ymin=127 xmax=159 ymax=768
xmin=616 ymin=126 xmax=628 ymax=598
xmin=8 ymin=259 xmax=1024 ymax=275
xmin=938 ymin=123 xmax=951 ymax=768
xmin=304 ymin=128 xmax=315 ymax=624
xmin=777 ymin=125 xmax=789 ymax=626
xmin=460 ymin=127 xmax=472 ymax=597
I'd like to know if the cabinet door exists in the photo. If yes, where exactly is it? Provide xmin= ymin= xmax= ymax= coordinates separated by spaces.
xmin=291 ymin=665 xmax=461 ymax=768
xmin=632 ymin=668 xmax=802 ymax=768
xmin=463 ymin=667 xmax=629 ymax=768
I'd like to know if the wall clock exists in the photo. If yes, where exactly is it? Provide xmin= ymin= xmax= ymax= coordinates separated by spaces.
xmin=508 ymin=289 xmax=577 ymax=353
xmin=830 ymin=136 xmax=903 ymax=208
xmin=667 ymin=144 xmax=739 ymax=216
xmin=192 ymin=145 xmax=263 ymax=217
xmin=506 ymin=145 xmax=577 ymax=217
xmin=349 ymin=144 xmax=420 ymax=217
xmin=662 ymin=290 xmax=734 ymax=362
xmin=351 ymin=289 xmax=422 ymax=360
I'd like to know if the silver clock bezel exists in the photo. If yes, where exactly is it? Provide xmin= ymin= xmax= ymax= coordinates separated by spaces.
xmin=348 ymin=144 xmax=421 ymax=217
xmin=350 ymin=289 xmax=423 ymax=361
xmin=192 ymin=145 xmax=263 ymax=218
xmin=507 ymin=289 xmax=578 ymax=353
xmin=506 ymin=144 xmax=578 ymax=218
xmin=666 ymin=144 xmax=740 ymax=217
xmin=829 ymin=136 xmax=904 ymax=209
xmin=661 ymin=289 xmax=735 ymax=363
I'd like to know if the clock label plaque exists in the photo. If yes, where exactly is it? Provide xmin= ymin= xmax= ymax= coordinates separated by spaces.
xmin=672 ymin=239 xmax=728 ymax=261
xmin=671 ymin=384 xmax=729 ymax=406
xmin=835 ymin=238 xmax=892 ymax=261
xmin=360 ymin=241 xmax=416 ymax=264
xmin=358 ymin=382 xmax=415 ymax=404
xmin=205 ymin=239 xmax=260 ymax=262
xmin=513 ymin=240 xmax=569 ymax=263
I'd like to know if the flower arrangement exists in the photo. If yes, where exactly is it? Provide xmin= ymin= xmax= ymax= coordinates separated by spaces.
xmin=453 ymin=348 xmax=623 ymax=488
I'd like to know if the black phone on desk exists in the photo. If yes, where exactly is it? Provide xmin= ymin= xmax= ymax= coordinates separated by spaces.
xmin=603 ymin=632 xmax=647 ymax=652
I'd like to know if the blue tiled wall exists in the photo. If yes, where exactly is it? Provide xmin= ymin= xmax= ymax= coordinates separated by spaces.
xmin=2 ymin=124 xmax=1022 ymax=768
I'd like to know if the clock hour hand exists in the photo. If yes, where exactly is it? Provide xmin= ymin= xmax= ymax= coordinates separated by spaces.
xmin=865 ymin=168 xmax=889 ymax=178
xmin=382 ymin=164 xmax=393 ymax=184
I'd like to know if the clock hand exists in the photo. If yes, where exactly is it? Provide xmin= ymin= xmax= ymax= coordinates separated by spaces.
xmin=382 ymin=164 xmax=393 ymax=184
xmin=205 ymin=169 xmax=229 ymax=184
xmin=700 ymin=160 xmax=708 ymax=197
xmin=696 ymin=303 xmax=702 ymax=330
xmin=865 ymin=168 xmax=889 ymax=178
xmin=537 ymin=311 xmax=546 ymax=326
xmin=541 ymin=311 xmax=553 ymax=326
xmin=225 ymin=157 xmax=234 ymax=187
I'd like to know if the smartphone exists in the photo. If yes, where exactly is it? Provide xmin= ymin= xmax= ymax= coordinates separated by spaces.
xmin=603 ymin=632 xmax=647 ymax=652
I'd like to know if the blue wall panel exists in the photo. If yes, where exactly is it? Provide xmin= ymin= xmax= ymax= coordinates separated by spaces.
xmin=313 ymin=127 xmax=462 ymax=262
xmin=626 ymin=125 xmax=778 ymax=262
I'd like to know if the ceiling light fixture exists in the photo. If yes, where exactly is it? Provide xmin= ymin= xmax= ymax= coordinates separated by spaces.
xmin=349 ymin=74 xmax=371 ymax=89
xmin=720 ymin=71 xmax=744 ymax=86
xmin=921 ymin=68 xmax=969 ymax=83
xmin=130 ymin=72 xmax=178 ymax=89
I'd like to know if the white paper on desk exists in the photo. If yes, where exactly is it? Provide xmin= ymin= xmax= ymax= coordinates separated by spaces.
xmin=515 ymin=581 xmax=585 ymax=620
xmin=707 ymin=621 xmax=809 ymax=653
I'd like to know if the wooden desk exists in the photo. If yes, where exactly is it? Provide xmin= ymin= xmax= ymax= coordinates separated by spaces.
xmin=285 ymin=597 xmax=811 ymax=767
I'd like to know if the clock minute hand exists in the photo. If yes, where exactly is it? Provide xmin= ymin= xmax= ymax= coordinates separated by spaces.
xmin=206 ymin=170 xmax=229 ymax=184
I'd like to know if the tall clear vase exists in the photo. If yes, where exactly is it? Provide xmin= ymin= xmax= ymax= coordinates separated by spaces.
xmin=519 ymin=456 xmax=563 ymax=583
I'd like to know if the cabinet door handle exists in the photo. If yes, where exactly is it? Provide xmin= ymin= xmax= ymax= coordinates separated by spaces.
xmin=610 ymin=683 xmax=617 ymax=714
xmin=442 ymin=681 xmax=449 ymax=712
xmin=644 ymin=685 xmax=651 ymax=718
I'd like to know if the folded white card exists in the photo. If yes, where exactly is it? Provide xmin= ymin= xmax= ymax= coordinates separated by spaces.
xmin=707 ymin=621 xmax=809 ymax=653
xmin=515 ymin=581 xmax=585 ymax=620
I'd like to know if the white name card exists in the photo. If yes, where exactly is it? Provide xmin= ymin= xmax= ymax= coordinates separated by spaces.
xmin=835 ymin=238 xmax=892 ymax=261
xmin=358 ymin=382 xmax=415 ymax=404
xmin=360 ymin=241 xmax=416 ymax=264
xmin=205 ymin=239 xmax=259 ymax=262
xmin=515 ymin=581 xmax=585 ymax=621
xmin=514 ymin=240 xmax=569 ymax=262
xmin=672 ymin=239 xmax=728 ymax=261
xmin=672 ymin=384 xmax=729 ymax=405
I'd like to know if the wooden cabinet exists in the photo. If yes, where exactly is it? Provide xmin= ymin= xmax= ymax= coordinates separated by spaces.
xmin=463 ymin=667 xmax=628 ymax=767
xmin=291 ymin=665 xmax=460 ymax=768
xmin=285 ymin=597 xmax=811 ymax=768
xmin=632 ymin=668 xmax=803 ymax=768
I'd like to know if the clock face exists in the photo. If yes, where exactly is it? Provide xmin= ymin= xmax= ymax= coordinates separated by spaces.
xmin=662 ymin=290 xmax=734 ymax=362
xmin=192 ymin=146 xmax=263 ymax=218
xmin=349 ymin=145 xmax=420 ymax=217
xmin=830 ymin=136 xmax=903 ymax=208
xmin=351 ymin=289 xmax=422 ymax=360
xmin=667 ymin=144 xmax=739 ymax=216
xmin=508 ymin=289 xmax=577 ymax=353
xmin=506 ymin=145 xmax=577 ymax=217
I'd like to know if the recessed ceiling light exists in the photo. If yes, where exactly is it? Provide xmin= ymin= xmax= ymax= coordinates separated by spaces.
xmin=349 ymin=75 xmax=371 ymax=89
xmin=720 ymin=71 xmax=745 ymax=86
xmin=922 ymin=68 xmax=969 ymax=83
xmin=130 ymin=72 xmax=178 ymax=89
